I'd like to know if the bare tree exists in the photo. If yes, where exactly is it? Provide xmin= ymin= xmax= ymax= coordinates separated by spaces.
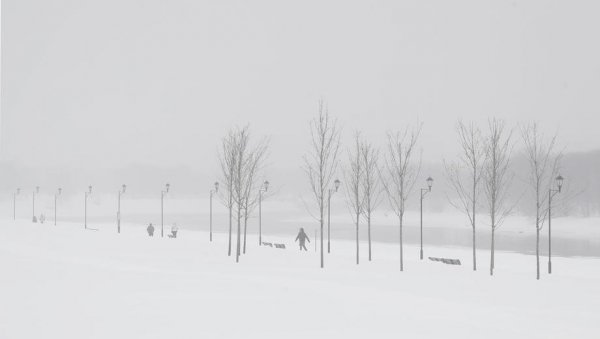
xmin=218 ymin=130 xmax=237 ymax=257
xmin=381 ymin=126 xmax=422 ymax=271
xmin=521 ymin=122 xmax=562 ymax=280
xmin=360 ymin=139 xmax=383 ymax=261
xmin=344 ymin=133 xmax=363 ymax=265
xmin=482 ymin=119 xmax=514 ymax=276
xmin=219 ymin=126 xmax=269 ymax=262
xmin=444 ymin=121 xmax=486 ymax=271
xmin=240 ymin=140 xmax=269 ymax=254
xmin=229 ymin=127 xmax=270 ymax=263
xmin=303 ymin=99 xmax=341 ymax=268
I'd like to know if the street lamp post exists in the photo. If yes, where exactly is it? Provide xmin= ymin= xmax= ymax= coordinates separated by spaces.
xmin=258 ymin=180 xmax=269 ymax=246
xmin=118 ymin=184 xmax=127 ymax=233
xmin=84 ymin=186 xmax=92 ymax=229
xmin=327 ymin=179 xmax=341 ymax=253
xmin=13 ymin=188 xmax=20 ymax=220
xmin=161 ymin=183 xmax=170 ymax=238
xmin=420 ymin=177 xmax=434 ymax=260
xmin=54 ymin=188 xmax=62 ymax=226
xmin=548 ymin=174 xmax=564 ymax=274
xmin=32 ymin=186 xmax=40 ymax=222
xmin=210 ymin=181 xmax=219 ymax=242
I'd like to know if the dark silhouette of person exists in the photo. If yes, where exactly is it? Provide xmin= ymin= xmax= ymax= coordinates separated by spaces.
xmin=295 ymin=228 xmax=310 ymax=251
xmin=147 ymin=223 xmax=155 ymax=237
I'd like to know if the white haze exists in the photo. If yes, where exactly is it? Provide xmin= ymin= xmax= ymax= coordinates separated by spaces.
xmin=1 ymin=0 xmax=600 ymax=198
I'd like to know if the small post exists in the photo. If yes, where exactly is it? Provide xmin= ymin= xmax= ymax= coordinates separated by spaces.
xmin=13 ymin=188 xmax=20 ymax=220
xmin=258 ymin=180 xmax=269 ymax=246
xmin=259 ymin=192 xmax=262 ymax=245
xmin=32 ymin=186 xmax=39 ymax=221
xmin=54 ymin=188 xmax=62 ymax=226
xmin=327 ymin=179 xmax=341 ymax=254
xmin=327 ymin=189 xmax=332 ymax=253
xmin=210 ymin=181 xmax=219 ymax=242
xmin=548 ymin=175 xmax=563 ymax=274
xmin=419 ymin=177 xmax=433 ymax=260
xmin=85 ymin=186 xmax=92 ymax=229
xmin=548 ymin=189 xmax=552 ymax=274
xmin=161 ymin=183 xmax=170 ymax=238
xmin=118 ymin=184 xmax=126 ymax=233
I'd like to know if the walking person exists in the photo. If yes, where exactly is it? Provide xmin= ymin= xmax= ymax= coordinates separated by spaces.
xmin=295 ymin=228 xmax=310 ymax=251
xmin=147 ymin=223 xmax=155 ymax=237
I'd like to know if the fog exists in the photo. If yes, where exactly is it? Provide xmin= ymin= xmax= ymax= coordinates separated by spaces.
xmin=2 ymin=0 xmax=600 ymax=198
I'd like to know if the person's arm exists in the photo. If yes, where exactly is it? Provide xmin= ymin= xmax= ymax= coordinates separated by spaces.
xmin=306 ymin=235 xmax=310 ymax=243
xmin=295 ymin=234 xmax=299 ymax=242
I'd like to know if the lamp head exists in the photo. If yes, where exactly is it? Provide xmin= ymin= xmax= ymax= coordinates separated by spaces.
xmin=334 ymin=179 xmax=341 ymax=192
xmin=88 ymin=185 xmax=93 ymax=193
xmin=556 ymin=175 xmax=564 ymax=193
xmin=264 ymin=180 xmax=270 ymax=192
xmin=16 ymin=188 xmax=20 ymax=195
xmin=214 ymin=181 xmax=219 ymax=192
xmin=58 ymin=188 xmax=62 ymax=195
xmin=426 ymin=176 xmax=434 ymax=191
xmin=122 ymin=184 xmax=127 ymax=193
xmin=165 ymin=183 xmax=170 ymax=192
xmin=35 ymin=186 xmax=40 ymax=193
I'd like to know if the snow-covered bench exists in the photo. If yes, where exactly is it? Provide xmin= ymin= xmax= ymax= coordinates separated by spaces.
xmin=428 ymin=257 xmax=461 ymax=265
xmin=262 ymin=242 xmax=286 ymax=249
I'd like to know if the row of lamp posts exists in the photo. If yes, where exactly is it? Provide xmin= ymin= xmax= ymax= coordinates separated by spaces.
xmin=12 ymin=183 xmax=168 ymax=237
xmin=10 ymin=175 xmax=564 ymax=269
xmin=300 ymin=174 xmax=562 ymax=271
xmin=417 ymin=174 xmax=563 ymax=269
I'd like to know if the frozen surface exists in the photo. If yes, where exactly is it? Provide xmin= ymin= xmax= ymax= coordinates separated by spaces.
xmin=1 ymin=219 xmax=599 ymax=339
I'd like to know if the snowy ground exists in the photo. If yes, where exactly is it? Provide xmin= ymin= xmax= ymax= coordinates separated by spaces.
xmin=1 ymin=219 xmax=599 ymax=339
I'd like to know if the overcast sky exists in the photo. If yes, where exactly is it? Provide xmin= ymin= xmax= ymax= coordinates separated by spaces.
xmin=2 ymin=0 xmax=600 ymax=174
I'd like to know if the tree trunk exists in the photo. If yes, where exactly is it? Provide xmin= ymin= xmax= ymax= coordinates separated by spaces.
xmin=368 ymin=215 xmax=372 ymax=261
xmin=320 ymin=196 xmax=324 ymax=268
xmin=236 ymin=208 xmax=241 ymax=263
xmin=228 ymin=198 xmax=232 ymax=256
xmin=243 ymin=215 xmax=248 ymax=254
xmin=490 ymin=228 xmax=495 ymax=276
xmin=472 ymin=225 xmax=476 ymax=271
xmin=536 ymin=227 xmax=540 ymax=280
xmin=356 ymin=212 xmax=359 ymax=265
xmin=472 ymin=172 xmax=477 ymax=271
xmin=399 ymin=215 xmax=404 ymax=271
xmin=320 ymin=219 xmax=324 ymax=268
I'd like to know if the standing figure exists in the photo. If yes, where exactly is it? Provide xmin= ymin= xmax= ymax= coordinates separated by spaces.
xmin=147 ymin=223 xmax=155 ymax=237
xmin=39 ymin=214 xmax=46 ymax=224
xmin=295 ymin=228 xmax=310 ymax=251
xmin=170 ymin=223 xmax=179 ymax=238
